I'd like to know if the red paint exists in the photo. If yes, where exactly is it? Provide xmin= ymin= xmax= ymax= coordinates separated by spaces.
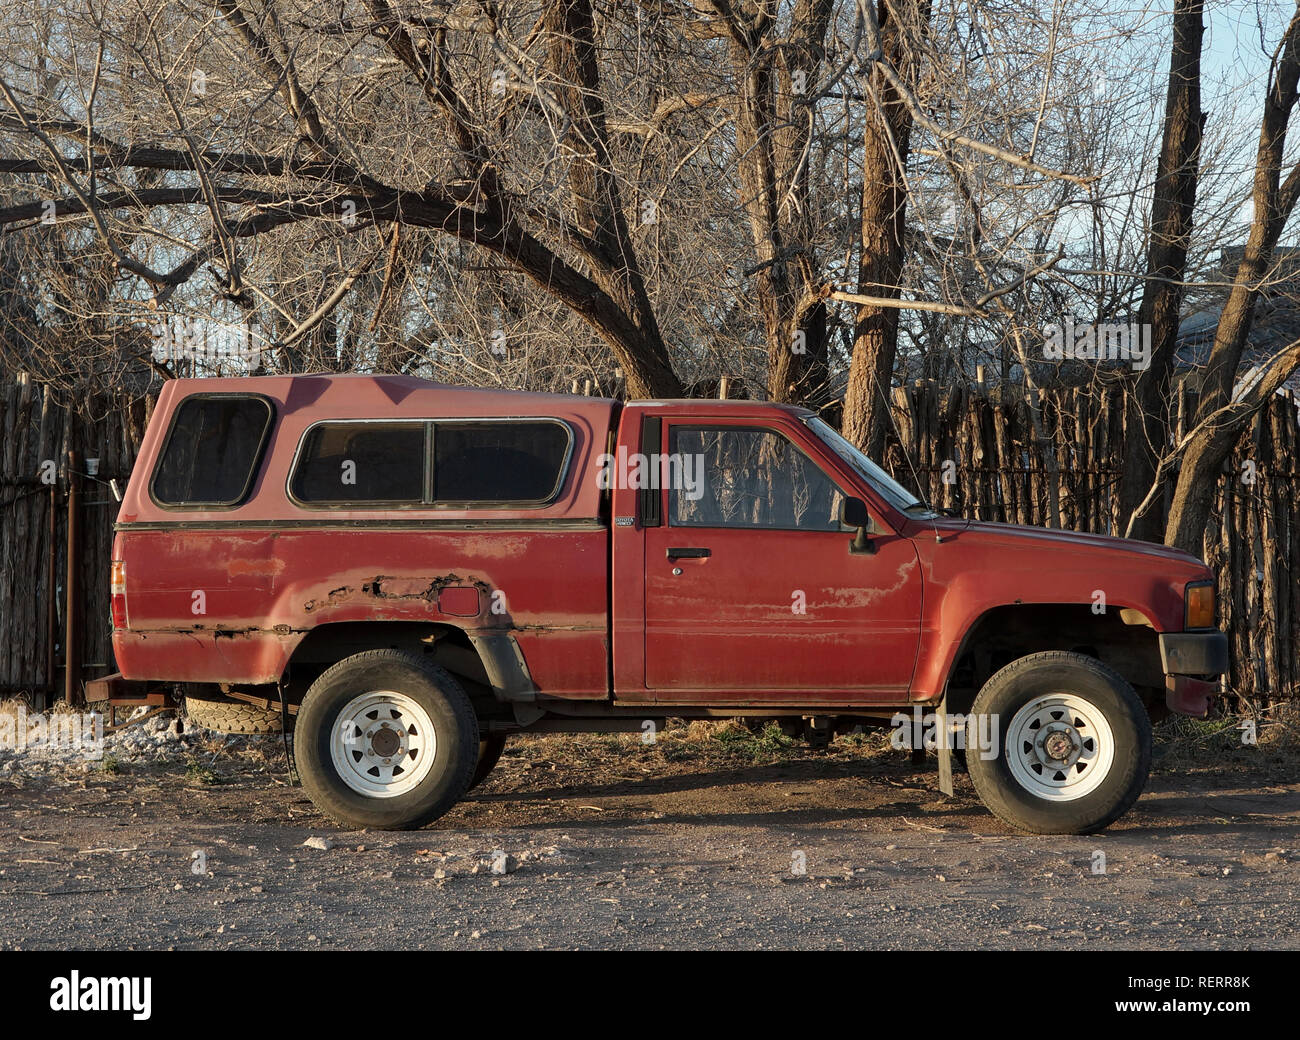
xmin=1166 ymin=674 xmax=1216 ymax=717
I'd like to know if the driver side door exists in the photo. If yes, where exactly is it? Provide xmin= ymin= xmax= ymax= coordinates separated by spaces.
xmin=642 ymin=419 xmax=922 ymax=704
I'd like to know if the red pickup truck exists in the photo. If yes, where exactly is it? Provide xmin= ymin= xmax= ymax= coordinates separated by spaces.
xmin=107 ymin=375 xmax=1227 ymax=835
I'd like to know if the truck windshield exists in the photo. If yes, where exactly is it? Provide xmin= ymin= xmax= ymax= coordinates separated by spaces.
xmin=802 ymin=416 xmax=933 ymax=516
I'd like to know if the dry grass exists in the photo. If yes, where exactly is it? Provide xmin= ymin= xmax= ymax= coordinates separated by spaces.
xmin=177 ymin=727 xmax=288 ymax=775
xmin=1153 ymin=702 xmax=1300 ymax=772
xmin=1257 ymin=701 xmax=1300 ymax=749
xmin=0 ymin=696 xmax=86 ymax=719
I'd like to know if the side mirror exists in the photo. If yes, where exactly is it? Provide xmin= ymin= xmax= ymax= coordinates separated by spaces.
xmin=840 ymin=496 xmax=870 ymax=529
xmin=840 ymin=496 xmax=876 ymax=555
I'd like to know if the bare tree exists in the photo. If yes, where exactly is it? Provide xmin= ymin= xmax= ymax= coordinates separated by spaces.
xmin=841 ymin=0 xmax=926 ymax=455
xmin=0 ymin=1 xmax=692 ymax=396
xmin=1165 ymin=4 xmax=1300 ymax=551
xmin=1116 ymin=0 xmax=1204 ymax=543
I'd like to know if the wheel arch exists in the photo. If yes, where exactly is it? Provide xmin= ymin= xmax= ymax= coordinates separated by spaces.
xmin=934 ymin=602 xmax=1164 ymax=718
xmin=280 ymin=621 xmax=536 ymax=705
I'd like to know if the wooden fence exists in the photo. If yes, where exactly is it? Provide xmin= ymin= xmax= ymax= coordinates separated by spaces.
xmin=0 ymin=370 xmax=1295 ymax=707
xmin=0 ymin=374 xmax=152 ymax=705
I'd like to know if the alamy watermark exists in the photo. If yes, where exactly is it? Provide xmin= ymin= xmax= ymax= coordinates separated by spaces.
xmin=890 ymin=706 xmax=1000 ymax=760
xmin=50 ymin=972 xmax=151 ymax=1020
xmin=1 ymin=706 xmax=104 ymax=760
xmin=1043 ymin=317 xmax=1151 ymax=371
xmin=596 ymin=447 xmax=706 ymax=501
xmin=149 ymin=316 xmax=262 ymax=367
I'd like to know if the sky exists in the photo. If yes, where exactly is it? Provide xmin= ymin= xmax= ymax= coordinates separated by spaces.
xmin=1203 ymin=0 xmax=1285 ymax=87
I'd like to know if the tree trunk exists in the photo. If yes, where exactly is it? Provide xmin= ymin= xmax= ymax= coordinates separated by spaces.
xmin=763 ymin=0 xmax=835 ymax=406
xmin=1118 ymin=0 xmax=1205 ymax=542
xmin=544 ymin=0 xmax=680 ymax=399
xmin=842 ymin=0 xmax=928 ymax=455
xmin=1166 ymin=8 xmax=1300 ymax=551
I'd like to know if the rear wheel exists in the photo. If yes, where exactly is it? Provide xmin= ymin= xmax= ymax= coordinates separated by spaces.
xmin=294 ymin=650 xmax=479 ymax=830
xmin=965 ymin=651 xmax=1151 ymax=834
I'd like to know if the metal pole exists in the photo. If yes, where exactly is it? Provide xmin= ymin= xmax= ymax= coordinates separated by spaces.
xmin=46 ymin=482 xmax=56 ymax=703
xmin=65 ymin=448 xmax=80 ymax=706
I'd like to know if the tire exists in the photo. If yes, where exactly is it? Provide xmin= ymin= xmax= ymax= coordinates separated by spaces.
xmin=293 ymin=649 xmax=480 ymax=830
xmin=185 ymin=693 xmax=283 ymax=735
xmin=964 ymin=651 xmax=1151 ymax=835
xmin=469 ymin=734 xmax=507 ymax=791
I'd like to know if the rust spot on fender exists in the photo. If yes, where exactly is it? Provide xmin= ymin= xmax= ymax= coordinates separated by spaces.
xmin=212 ymin=625 xmax=304 ymax=640
xmin=303 ymin=574 xmax=493 ymax=615
xmin=140 ymin=624 xmax=303 ymax=640
xmin=368 ymin=576 xmax=440 ymax=600
xmin=303 ymin=586 xmax=354 ymax=613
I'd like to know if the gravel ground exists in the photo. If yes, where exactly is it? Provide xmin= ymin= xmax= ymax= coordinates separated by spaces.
xmin=1 ymin=712 xmax=1297 ymax=951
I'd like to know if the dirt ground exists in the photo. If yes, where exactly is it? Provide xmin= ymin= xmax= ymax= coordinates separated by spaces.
xmin=1 ymin=718 xmax=1298 ymax=950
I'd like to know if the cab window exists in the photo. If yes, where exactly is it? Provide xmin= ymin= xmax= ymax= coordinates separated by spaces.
xmin=668 ymin=425 xmax=844 ymax=531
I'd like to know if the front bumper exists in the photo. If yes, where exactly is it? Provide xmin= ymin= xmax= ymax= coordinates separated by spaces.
xmin=1159 ymin=631 xmax=1228 ymax=718
xmin=1159 ymin=631 xmax=1228 ymax=675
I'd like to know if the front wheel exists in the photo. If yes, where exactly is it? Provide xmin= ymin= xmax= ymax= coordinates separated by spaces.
xmin=468 ymin=734 xmax=507 ymax=791
xmin=294 ymin=650 xmax=479 ymax=830
xmin=965 ymin=651 xmax=1151 ymax=834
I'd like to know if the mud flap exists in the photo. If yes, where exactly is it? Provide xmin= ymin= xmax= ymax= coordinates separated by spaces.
xmin=936 ymin=694 xmax=954 ymax=797
xmin=468 ymin=632 xmax=538 ymax=703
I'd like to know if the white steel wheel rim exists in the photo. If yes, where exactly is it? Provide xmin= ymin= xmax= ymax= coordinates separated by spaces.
xmin=1005 ymin=693 xmax=1115 ymax=802
xmin=330 ymin=691 xmax=437 ymax=798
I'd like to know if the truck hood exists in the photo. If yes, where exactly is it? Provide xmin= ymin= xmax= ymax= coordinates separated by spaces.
xmin=912 ymin=516 xmax=1208 ymax=573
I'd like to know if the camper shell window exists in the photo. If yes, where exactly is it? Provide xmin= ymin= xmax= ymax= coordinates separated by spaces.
xmin=150 ymin=394 xmax=273 ymax=508
xmin=287 ymin=419 xmax=573 ymax=508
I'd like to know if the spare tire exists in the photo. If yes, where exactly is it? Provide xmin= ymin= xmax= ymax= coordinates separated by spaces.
xmin=185 ymin=692 xmax=283 ymax=735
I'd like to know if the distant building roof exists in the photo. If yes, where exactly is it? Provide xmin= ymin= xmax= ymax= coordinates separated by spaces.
xmin=1175 ymin=246 xmax=1300 ymax=397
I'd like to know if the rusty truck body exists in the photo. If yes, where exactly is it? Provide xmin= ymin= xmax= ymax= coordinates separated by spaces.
xmin=105 ymin=375 xmax=1228 ymax=834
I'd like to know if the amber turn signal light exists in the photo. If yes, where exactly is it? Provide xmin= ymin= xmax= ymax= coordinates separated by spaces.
xmin=1185 ymin=581 xmax=1215 ymax=630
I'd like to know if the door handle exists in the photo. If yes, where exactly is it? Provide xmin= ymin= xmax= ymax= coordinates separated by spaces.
xmin=666 ymin=547 xmax=711 ymax=559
